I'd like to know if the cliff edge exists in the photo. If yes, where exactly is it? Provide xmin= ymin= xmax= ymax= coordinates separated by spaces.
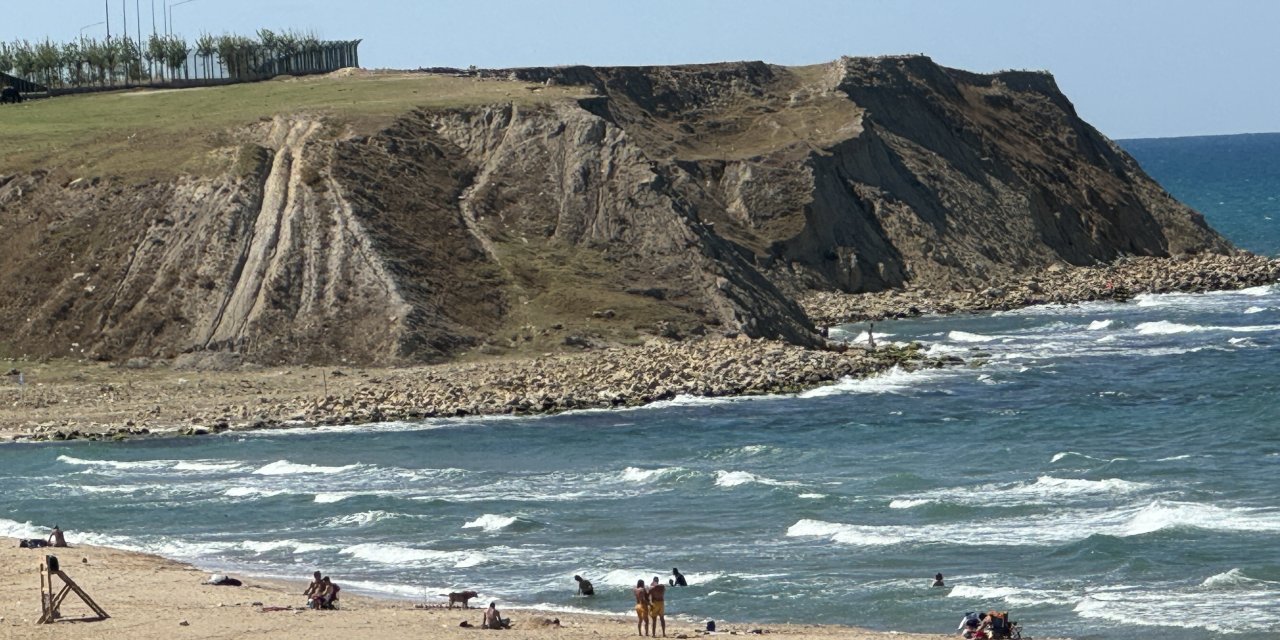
xmin=0 ymin=56 xmax=1232 ymax=364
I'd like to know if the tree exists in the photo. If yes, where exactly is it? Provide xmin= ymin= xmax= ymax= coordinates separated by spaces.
xmin=163 ymin=35 xmax=189 ymax=81
xmin=196 ymin=33 xmax=217 ymax=79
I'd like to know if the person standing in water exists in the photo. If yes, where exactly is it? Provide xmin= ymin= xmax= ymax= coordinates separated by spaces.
xmin=670 ymin=567 xmax=687 ymax=586
xmin=932 ymin=572 xmax=946 ymax=587
xmin=574 ymin=574 xmax=595 ymax=596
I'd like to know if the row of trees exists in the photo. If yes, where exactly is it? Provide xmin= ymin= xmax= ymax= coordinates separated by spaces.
xmin=0 ymin=29 xmax=358 ymax=90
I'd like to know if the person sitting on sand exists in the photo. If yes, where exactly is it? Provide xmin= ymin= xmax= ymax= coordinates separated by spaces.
xmin=482 ymin=601 xmax=510 ymax=629
xmin=47 ymin=525 xmax=67 ymax=548
xmin=648 ymin=576 xmax=667 ymax=637
xmin=321 ymin=577 xmax=340 ymax=609
xmin=932 ymin=572 xmax=945 ymax=587
xmin=574 ymin=574 xmax=595 ymax=596
xmin=957 ymin=611 xmax=982 ymax=638
xmin=634 ymin=580 xmax=651 ymax=636
xmin=303 ymin=571 xmax=324 ymax=597
xmin=670 ymin=567 xmax=687 ymax=587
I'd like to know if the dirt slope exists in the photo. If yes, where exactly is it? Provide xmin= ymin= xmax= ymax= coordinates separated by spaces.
xmin=0 ymin=56 xmax=1232 ymax=365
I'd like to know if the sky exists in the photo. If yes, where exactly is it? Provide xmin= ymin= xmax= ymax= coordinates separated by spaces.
xmin=5 ymin=0 xmax=1277 ymax=139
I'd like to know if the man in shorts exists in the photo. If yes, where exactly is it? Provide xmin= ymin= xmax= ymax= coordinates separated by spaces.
xmin=648 ymin=576 xmax=667 ymax=637
xmin=634 ymin=580 xmax=650 ymax=636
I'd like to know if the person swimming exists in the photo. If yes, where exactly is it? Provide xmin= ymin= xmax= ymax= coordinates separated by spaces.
xmin=932 ymin=572 xmax=945 ymax=587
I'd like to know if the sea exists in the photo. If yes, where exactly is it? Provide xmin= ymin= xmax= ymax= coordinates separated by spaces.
xmin=2 ymin=133 xmax=1278 ymax=640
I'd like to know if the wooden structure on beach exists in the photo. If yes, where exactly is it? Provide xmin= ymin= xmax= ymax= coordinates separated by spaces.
xmin=38 ymin=558 xmax=109 ymax=624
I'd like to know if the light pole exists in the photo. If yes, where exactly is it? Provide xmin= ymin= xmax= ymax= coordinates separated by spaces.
xmin=166 ymin=0 xmax=198 ymax=37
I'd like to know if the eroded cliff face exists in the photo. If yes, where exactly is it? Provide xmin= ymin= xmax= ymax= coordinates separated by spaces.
xmin=0 ymin=56 xmax=1232 ymax=364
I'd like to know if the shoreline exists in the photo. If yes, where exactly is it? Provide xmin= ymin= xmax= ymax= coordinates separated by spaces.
xmin=0 ymin=538 xmax=961 ymax=639
xmin=2 ymin=253 xmax=1276 ymax=444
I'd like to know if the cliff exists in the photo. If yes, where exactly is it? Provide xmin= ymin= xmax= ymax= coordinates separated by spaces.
xmin=0 ymin=56 xmax=1232 ymax=365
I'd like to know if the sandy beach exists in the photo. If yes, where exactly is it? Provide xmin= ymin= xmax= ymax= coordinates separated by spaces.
xmin=0 ymin=538 xmax=958 ymax=640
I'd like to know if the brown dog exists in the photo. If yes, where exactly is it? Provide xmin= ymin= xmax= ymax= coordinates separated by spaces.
xmin=445 ymin=590 xmax=479 ymax=608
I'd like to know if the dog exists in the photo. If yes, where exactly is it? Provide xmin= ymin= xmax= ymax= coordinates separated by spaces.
xmin=444 ymin=590 xmax=479 ymax=608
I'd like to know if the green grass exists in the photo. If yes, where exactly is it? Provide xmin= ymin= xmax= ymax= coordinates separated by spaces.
xmin=0 ymin=72 xmax=586 ymax=178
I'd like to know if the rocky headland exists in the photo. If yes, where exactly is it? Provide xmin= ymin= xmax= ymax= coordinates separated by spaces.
xmin=1 ymin=56 xmax=1276 ymax=440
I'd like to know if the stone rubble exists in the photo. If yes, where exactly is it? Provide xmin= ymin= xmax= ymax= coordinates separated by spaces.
xmin=803 ymin=254 xmax=1280 ymax=325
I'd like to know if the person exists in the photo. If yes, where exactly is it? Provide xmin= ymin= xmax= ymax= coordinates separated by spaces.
xmin=957 ymin=611 xmax=982 ymax=638
xmin=670 ymin=568 xmax=687 ymax=587
xmin=303 ymin=571 xmax=324 ymax=598
xmin=932 ymin=572 xmax=945 ymax=587
xmin=482 ymin=601 xmax=510 ymax=629
xmin=47 ymin=525 xmax=67 ymax=548
xmin=321 ymin=578 xmax=341 ymax=609
xmin=648 ymin=576 xmax=667 ymax=637
xmin=574 ymin=574 xmax=595 ymax=596
xmin=634 ymin=580 xmax=650 ymax=636
xmin=867 ymin=322 xmax=877 ymax=349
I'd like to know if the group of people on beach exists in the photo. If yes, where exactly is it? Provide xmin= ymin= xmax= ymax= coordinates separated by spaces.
xmin=574 ymin=568 xmax=687 ymax=636
xmin=303 ymin=571 xmax=341 ymax=609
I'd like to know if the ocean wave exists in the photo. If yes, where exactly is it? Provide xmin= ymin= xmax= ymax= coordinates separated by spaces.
xmin=1244 ymin=306 xmax=1266 ymax=314
xmin=252 ymin=460 xmax=362 ymax=475
xmin=798 ymin=493 xmax=826 ymax=499
xmin=618 ymin=466 xmax=685 ymax=483
xmin=798 ymin=366 xmax=955 ymax=398
xmin=0 ymin=517 xmax=48 ymax=539
xmin=714 ymin=470 xmax=800 ymax=488
xmin=1120 ymin=500 xmax=1280 ymax=536
xmin=889 ymin=476 xmax=1151 ymax=509
xmin=322 ymin=510 xmax=407 ymax=528
xmin=314 ymin=492 xmax=354 ymax=503
xmin=595 ymin=568 xmax=723 ymax=589
xmin=948 ymin=330 xmax=999 ymax=343
xmin=223 ymin=486 xmax=290 ymax=498
xmin=1135 ymin=320 xmax=1280 ymax=335
xmin=946 ymin=583 xmax=1077 ymax=606
xmin=788 ymin=499 xmax=1280 ymax=548
xmin=1087 ymin=319 xmax=1113 ymax=330
xmin=173 ymin=459 xmax=247 ymax=472
xmin=1200 ymin=568 xmax=1273 ymax=589
xmin=56 ymin=455 xmax=167 ymax=470
xmin=340 ymin=543 xmax=486 ymax=568
xmin=462 ymin=514 xmax=519 ymax=532
xmin=1074 ymin=583 xmax=1280 ymax=633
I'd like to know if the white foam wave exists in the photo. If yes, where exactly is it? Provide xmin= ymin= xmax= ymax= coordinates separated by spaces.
xmin=1244 ymin=306 xmax=1266 ymax=314
xmin=890 ymin=476 xmax=1151 ymax=509
xmin=340 ymin=543 xmax=486 ymax=568
xmin=223 ymin=486 xmax=288 ymax=498
xmin=1087 ymin=319 xmax=1113 ymax=330
xmin=713 ymin=470 xmax=800 ymax=488
xmin=1200 ymin=568 xmax=1267 ymax=589
xmin=798 ymin=366 xmax=954 ymax=398
xmin=946 ymin=584 xmax=1076 ymax=606
xmin=314 ymin=492 xmax=353 ymax=504
xmin=1074 ymin=583 xmax=1280 ymax=633
xmin=462 ymin=514 xmax=519 ymax=532
xmin=1135 ymin=320 xmax=1200 ymax=335
xmin=56 ymin=455 xmax=166 ymax=470
xmin=252 ymin=460 xmax=361 ymax=475
xmin=323 ymin=510 xmax=405 ymax=528
xmin=787 ymin=500 xmax=1280 ymax=548
xmin=798 ymin=493 xmax=826 ymax=499
xmin=173 ymin=459 xmax=245 ymax=472
xmin=619 ymin=467 xmax=684 ymax=483
xmin=948 ymin=330 xmax=998 ymax=343
xmin=888 ymin=498 xmax=931 ymax=509
xmin=1135 ymin=320 xmax=1280 ymax=335
xmin=0 ymin=517 xmax=49 ymax=539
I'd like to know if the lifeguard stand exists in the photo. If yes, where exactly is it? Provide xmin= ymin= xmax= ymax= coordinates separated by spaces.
xmin=37 ymin=556 xmax=109 ymax=624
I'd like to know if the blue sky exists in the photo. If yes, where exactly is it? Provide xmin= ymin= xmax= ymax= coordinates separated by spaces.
xmin=6 ymin=0 xmax=1276 ymax=139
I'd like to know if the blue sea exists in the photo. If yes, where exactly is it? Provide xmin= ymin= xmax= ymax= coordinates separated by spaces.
xmin=2 ymin=133 xmax=1279 ymax=639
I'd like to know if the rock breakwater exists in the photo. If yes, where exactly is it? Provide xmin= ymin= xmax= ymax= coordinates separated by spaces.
xmin=803 ymin=253 xmax=1280 ymax=325
xmin=7 ymin=337 xmax=953 ymax=442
